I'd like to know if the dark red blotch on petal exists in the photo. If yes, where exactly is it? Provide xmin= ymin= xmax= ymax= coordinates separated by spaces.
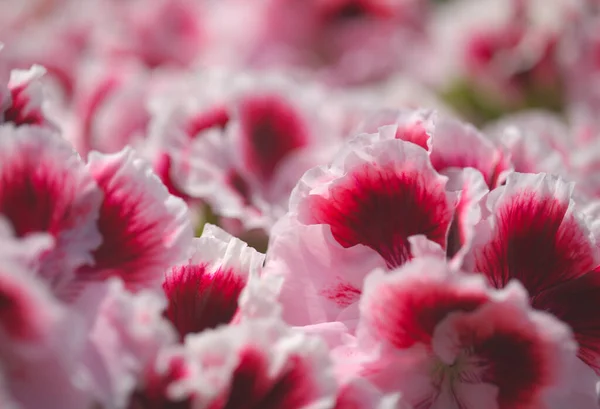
xmin=466 ymin=318 xmax=551 ymax=409
xmin=127 ymin=356 xmax=192 ymax=409
xmin=319 ymin=0 xmax=394 ymax=24
xmin=0 ymin=276 xmax=41 ymax=341
xmin=473 ymin=192 xmax=597 ymax=297
xmin=533 ymin=272 xmax=600 ymax=374
xmin=227 ymin=170 xmax=252 ymax=206
xmin=162 ymin=264 xmax=246 ymax=341
xmin=78 ymin=166 xmax=171 ymax=287
xmin=0 ymin=157 xmax=70 ymax=238
xmin=3 ymin=85 xmax=44 ymax=127
xmin=239 ymin=94 xmax=309 ymax=183
xmin=369 ymin=279 xmax=488 ymax=348
xmin=309 ymin=164 xmax=452 ymax=268
xmin=185 ymin=106 xmax=230 ymax=138
xmin=153 ymin=153 xmax=192 ymax=201
xmin=209 ymin=348 xmax=318 ymax=409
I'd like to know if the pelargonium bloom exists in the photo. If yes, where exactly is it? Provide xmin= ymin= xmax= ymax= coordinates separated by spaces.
xmin=177 ymin=317 xmax=339 ymax=409
xmin=151 ymin=69 xmax=344 ymax=232
xmin=346 ymin=257 xmax=585 ymax=409
xmin=70 ymin=59 xmax=152 ymax=157
xmin=77 ymin=147 xmax=192 ymax=293
xmin=263 ymin=129 xmax=459 ymax=329
xmin=92 ymin=0 xmax=205 ymax=69
xmin=215 ymin=0 xmax=429 ymax=85
xmin=462 ymin=172 xmax=600 ymax=373
xmin=0 ymin=124 xmax=102 ymax=296
xmin=162 ymin=224 xmax=265 ymax=340
xmin=295 ymin=131 xmax=455 ymax=269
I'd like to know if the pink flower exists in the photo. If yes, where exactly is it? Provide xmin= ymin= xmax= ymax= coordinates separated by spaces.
xmin=92 ymin=0 xmax=205 ymax=69
xmin=294 ymin=132 xmax=455 ymax=269
xmin=76 ymin=147 xmax=192 ymax=293
xmin=150 ymin=69 xmax=343 ymax=232
xmin=178 ymin=318 xmax=339 ymax=409
xmin=462 ymin=172 xmax=600 ymax=373
xmin=215 ymin=0 xmax=429 ymax=85
xmin=0 ymin=125 xmax=102 ymax=296
xmin=349 ymin=258 xmax=582 ymax=409
xmin=432 ymin=0 xmax=578 ymax=104
xmin=162 ymin=224 xmax=265 ymax=340
xmin=69 ymin=59 xmax=152 ymax=157
xmin=263 ymin=129 xmax=460 ymax=329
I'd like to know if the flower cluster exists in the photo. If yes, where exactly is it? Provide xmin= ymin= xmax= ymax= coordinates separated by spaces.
xmin=3 ymin=0 xmax=600 ymax=408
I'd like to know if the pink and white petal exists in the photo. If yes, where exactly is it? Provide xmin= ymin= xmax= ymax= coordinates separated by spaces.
xmin=295 ymin=321 xmax=351 ymax=350
xmin=408 ymin=235 xmax=446 ymax=260
xmin=352 ymin=109 xmax=436 ymax=151
xmin=444 ymin=168 xmax=490 ymax=262
xmin=462 ymin=172 xmax=600 ymax=297
xmin=429 ymin=116 xmax=510 ymax=188
xmin=358 ymin=343 xmax=442 ymax=408
xmin=191 ymin=223 xmax=265 ymax=278
xmin=263 ymin=215 xmax=385 ymax=327
xmin=79 ymin=147 xmax=193 ymax=291
xmin=162 ymin=225 xmax=265 ymax=339
xmin=295 ymin=136 xmax=456 ymax=269
xmin=236 ymin=268 xmax=284 ymax=322
xmin=431 ymin=281 xmax=578 ymax=409
xmin=357 ymin=259 xmax=490 ymax=351
xmin=0 ymin=262 xmax=91 ymax=409
xmin=71 ymin=59 xmax=151 ymax=156
xmin=0 ymin=125 xmax=103 ymax=295
xmin=81 ymin=278 xmax=177 ymax=409
xmin=4 ymin=65 xmax=53 ymax=128
xmin=532 ymin=271 xmax=600 ymax=374
xmin=182 ymin=318 xmax=338 ymax=409
xmin=484 ymin=110 xmax=573 ymax=163
xmin=0 ymin=215 xmax=54 ymax=271
xmin=125 ymin=344 xmax=195 ymax=409
xmin=486 ymin=120 xmax=569 ymax=177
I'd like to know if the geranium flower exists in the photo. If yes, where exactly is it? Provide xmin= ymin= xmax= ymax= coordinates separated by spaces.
xmin=344 ymin=257 xmax=586 ymax=409
xmin=462 ymin=172 xmax=600 ymax=374
xmin=162 ymin=224 xmax=265 ymax=340
xmin=76 ymin=147 xmax=192 ymax=293
xmin=263 ymin=128 xmax=462 ymax=329
xmin=0 ymin=124 xmax=102 ymax=296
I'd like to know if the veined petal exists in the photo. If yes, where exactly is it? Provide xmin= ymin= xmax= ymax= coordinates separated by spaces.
xmin=79 ymin=147 xmax=193 ymax=291
xmin=0 ymin=125 xmax=103 ymax=296
xmin=463 ymin=172 xmax=599 ymax=297
xmin=162 ymin=224 xmax=265 ymax=340
xmin=295 ymin=135 xmax=456 ymax=269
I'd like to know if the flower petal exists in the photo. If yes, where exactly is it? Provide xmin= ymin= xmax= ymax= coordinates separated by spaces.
xmin=162 ymin=224 xmax=265 ymax=339
xmin=463 ymin=172 xmax=600 ymax=297
xmin=296 ymin=135 xmax=456 ymax=269
xmin=0 ymin=125 xmax=102 ymax=295
xmin=79 ymin=147 xmax=192 ymax=291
